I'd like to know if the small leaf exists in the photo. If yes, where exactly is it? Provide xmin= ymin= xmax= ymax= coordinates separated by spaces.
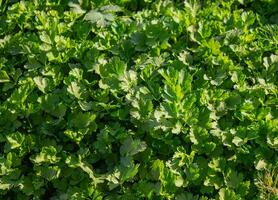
xmin=33 ymin=76 xmax=49 ymax=93
xmin=120 ymin=163 xmax=140 ymax=182
xmin=0 ymin=182 xmax=11 ymax=190
xmin=39 ymin=31 xmax=52 ymax=44
xmin=67 ymin=82 xmax=82 ymax=99
xmin=218 ymin=188 xmax=238 ymax=200
xmin=68 ymin=2 xmax=86 ymax=14
xmin=175 ymin=176 xmax=184 ymax=187
xmin=232 ymin=136 xmax=244 ymax=146
xmin=100 ymin=5 xmax=122 ymax=13
xmin=84 ymin=10 xmax=115 ymax=27
xmin=34 ymin=165 xmax=61 ymax=181
xmin=255 ymin=159 xmax=267 ymax=170
xmin=78 ymin=101 xmax=93 ymax=111
xmin=120 ymin=138 xmax=147 ymax=156
xmin=6 ymin=132 xmax=25 ymax=149
xmin=0 ymin=70 xmax=10 ymax=83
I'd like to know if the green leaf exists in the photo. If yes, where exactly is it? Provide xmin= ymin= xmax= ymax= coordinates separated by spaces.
xmin=31 ymin=146 xmax=60 ymax=164
xmin=84 ymin=11 xmax=114 ymax=27
xmin=6 ymin=132 xmax=25 ymax=149
xmin=224 ymin=169 xmax=243 ymax=189
xmin=33 ymin=76 xmax=49 ymax=93
xmin=64 ymin=130 xmax=84 ymax=143
xmin=68 ymin=112 xmax=96 ymax=129
xmin=218 ymin=188 xmax=238 ymax=200
xmin=0 ymin=182 xmax=11 ymax=190
xmin=0 ymin=70 xmax=10 ymax=83
xmin=120 ymin=163 xmax=140 ymax=182
xmin=39 ymin=94 xmax=67 ymax=118
xmin=39 ymin=31 xmax=52 ymax=44
xmin=67 ymin=81 xmax=82 ymax=99
xmin=232 ymin=136 xmax=244 ymax=146
xmin=120 ymin=138 xmax=147 ymax=156
xmin=255 ymin=159 xmax=267 ymax=170
xmin=34 ymin=165 xmax=60 ymax=181
xmin=68 ymin=2 xmax=86 ymax=14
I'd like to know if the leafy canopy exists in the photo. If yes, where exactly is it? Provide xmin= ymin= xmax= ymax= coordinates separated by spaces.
xmin=0 ymin=0 xmax=277 ymax=199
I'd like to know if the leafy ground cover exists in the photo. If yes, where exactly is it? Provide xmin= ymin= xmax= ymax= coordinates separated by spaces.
xmin=0 ymin=0 xmax=278 ymax=199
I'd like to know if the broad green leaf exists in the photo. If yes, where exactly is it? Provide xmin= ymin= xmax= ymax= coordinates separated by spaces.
xmin=120 ymin=138 xmax=147 ymax=156
xmin=224 ymin=169 xmax=243 ymax=189
xmin=68 ymin=112 xmax=96 ymax=129
xmin=84 ymin=10 xmax=115 ymax=27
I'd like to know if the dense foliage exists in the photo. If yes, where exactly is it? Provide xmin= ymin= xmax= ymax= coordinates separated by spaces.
xmin=0 ymin=0 xmax=278 ymax=199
